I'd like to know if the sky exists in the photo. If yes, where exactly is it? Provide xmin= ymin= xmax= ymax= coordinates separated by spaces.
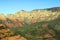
xmin=0 ymin=0 xmax=60 ymax=14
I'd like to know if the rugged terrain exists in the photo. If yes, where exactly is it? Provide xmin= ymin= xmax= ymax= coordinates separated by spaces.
xmin=0 ymin=7 xmax=60 ymax=27
xmin=0 ymin=7 xmax=60 ymax=40
xmin=0 ymin=24 xmax=26 ymax=40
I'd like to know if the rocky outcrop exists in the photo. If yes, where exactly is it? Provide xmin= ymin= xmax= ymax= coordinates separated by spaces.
xmin=0 ymin=7 xmax=60 ymax=27
xmin=0 ymin=24 xmax=26 ymax=40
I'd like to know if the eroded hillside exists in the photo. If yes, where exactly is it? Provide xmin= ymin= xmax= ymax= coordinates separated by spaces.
xmin=0 ymin=24 xmax=26 ymax=40
xmin=0 ymin=7 xmax=60 ymax=40
xmin=0 ymin=7 xmax=60 ymax=27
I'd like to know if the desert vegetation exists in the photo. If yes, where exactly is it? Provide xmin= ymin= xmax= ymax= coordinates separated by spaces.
xmin=0 ymin=7 xmax=60 ymax=40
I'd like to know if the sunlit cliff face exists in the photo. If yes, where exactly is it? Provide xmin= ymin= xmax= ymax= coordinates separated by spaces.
xmin=0 ymin=8 xmax=60 ymax=27
xmin=6 ymin=10 xmax=60 ymax=23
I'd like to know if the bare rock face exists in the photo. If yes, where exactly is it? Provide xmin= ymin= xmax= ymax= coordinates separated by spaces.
xmin=0 ymin=8 xmax=60 ymax=27
xmin=1 ymin=35 xmax=26 ymax=40
xmin=0 ymin=24 xmax=26 ymax=40
xmin=0 ymin=24 xmax=12 ymax=39
xmin=0 ymin=14 xmax=6 ymax=21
